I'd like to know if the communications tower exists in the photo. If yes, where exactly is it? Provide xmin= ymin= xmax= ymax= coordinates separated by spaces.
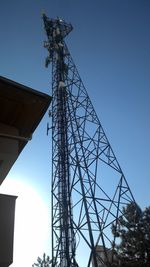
xmin=43 ymin=14 xmax=135 ymax=267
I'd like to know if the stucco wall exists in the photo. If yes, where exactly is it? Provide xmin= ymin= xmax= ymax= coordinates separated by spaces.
xmin=0 ymin=123 xmax=19 ymax=184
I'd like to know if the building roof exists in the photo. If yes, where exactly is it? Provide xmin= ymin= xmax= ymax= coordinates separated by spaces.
xmin=0 ymin=76 xmax=52 ymax=183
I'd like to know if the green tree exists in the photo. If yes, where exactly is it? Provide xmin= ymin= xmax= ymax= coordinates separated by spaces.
xmin=112 ymin=202 xmax=150 ymax=267
xmin=141 ymin=207 xmax=150 ymax=264
xmin=32 ymin=253 xmax=53 ymax=267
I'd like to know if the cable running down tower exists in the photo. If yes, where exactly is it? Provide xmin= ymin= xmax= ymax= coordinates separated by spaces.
xmin=43 ymin=14 xmax=135 ymax=267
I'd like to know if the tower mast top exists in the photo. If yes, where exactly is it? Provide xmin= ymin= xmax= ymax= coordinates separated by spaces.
xmin=42 ymin=13 xmax=73 ymax=45
xmin=42 ymin=13 xmax=73 ymax=68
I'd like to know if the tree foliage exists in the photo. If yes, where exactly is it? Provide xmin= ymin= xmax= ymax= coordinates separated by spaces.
xmin=32 ymin=253 xmax=53 ymax=267
xmin=112 ymin=202 xmax=150 ymax=267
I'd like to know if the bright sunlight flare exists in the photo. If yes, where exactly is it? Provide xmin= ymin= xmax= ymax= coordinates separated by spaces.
xmin=0 ymin=177 xmax=50 ymax=267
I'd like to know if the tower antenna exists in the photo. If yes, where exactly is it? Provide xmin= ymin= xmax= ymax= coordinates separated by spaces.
xmin=43 ymin=13 xmax=135 ymax=267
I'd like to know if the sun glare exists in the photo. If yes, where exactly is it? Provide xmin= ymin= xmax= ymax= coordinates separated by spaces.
xmin=0 ymin=177 xmax=50 ymax=267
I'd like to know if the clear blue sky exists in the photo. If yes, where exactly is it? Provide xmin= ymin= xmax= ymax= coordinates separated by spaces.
xmin=0 ymin=0 xmax=150 ymax=263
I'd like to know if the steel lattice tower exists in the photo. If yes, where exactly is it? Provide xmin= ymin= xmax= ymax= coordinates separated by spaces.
xmin=43 ymin=14 xmax=135 ymax=267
